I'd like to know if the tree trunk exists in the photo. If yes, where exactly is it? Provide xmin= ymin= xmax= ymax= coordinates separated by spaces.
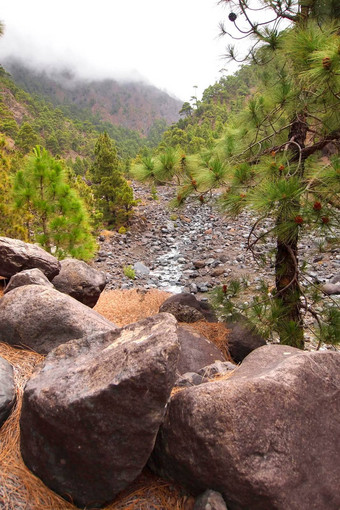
xmin=275 ymin=115 xmax=308 ymax=349
xmin=275 ymin=232 xmax=304 ymax=348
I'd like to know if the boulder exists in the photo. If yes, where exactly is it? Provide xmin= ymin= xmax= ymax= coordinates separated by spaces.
xmin=177 ymin=326 xmax=226 ymax=375
xmin=322 ymin=282 xmax=340 ymax=295
xmin=225 ymin=314 xmax=266 ymax=363
xmin=4 ymin=268 xmax=54 ymax=294
xmin=20 ymin=313 xmax=179 ymax=508
xmin=330 ymin=273 xmax=340 ymax=284
xmin=0 ymin=236 xmax=60 ymax=280
xmin=159 ymin=293 xmax=217 ymax=323
xmin=193 ymin=260 xmax=206 ymax=269
xmin=133 ymin=261 xmax=150 ymax=275
xmin=194 ymin=490 xmax=228 ymax=510
xmin=150 ymin=345 xmax=340 ymax=510
xmin=52 ymin=258 xmax=106 ymax=308
xmin=0 ymin=356 xmax=16 ymax=427
xmin=0 ymin=285 xmax=116 ymax=354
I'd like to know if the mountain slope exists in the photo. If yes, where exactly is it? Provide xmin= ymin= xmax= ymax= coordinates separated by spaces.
xmin=3 ymin=60 xmax=182 ymax=136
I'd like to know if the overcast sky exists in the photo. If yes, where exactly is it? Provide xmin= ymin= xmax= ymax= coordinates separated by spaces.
xmin=0 ymin=0 xmax=243 ymax=101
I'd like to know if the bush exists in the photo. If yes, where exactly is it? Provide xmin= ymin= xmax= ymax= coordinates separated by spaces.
xmin=123 ymin=265 xmax=135 ymax=280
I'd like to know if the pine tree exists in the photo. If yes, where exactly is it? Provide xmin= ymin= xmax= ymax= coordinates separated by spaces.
xmin=16 ymin=122 xmax=40 ymax=154
xmin=13 ymin=146 xmax=96 ymax=260
xmin=215 ymin=0 xmax=340 ymax=348
xmin=165 ymin=1 xmax=340 ymax=348
xmin=91 ymin=132 xmax=136 ymax=226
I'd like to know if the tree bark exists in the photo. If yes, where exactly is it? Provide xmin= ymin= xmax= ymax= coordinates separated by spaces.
xmin=274 ymin=115 xmax=307 ymax=349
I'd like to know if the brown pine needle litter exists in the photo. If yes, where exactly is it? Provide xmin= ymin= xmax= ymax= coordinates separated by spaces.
xmin=0 ymin=288 xmax=231 ymax=510
xmin=94 ymin=289 xmax=171 ymax=326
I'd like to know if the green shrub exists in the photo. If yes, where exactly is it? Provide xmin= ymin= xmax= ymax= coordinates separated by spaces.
xmin=123 ymin=265 xmax=135 ymax=280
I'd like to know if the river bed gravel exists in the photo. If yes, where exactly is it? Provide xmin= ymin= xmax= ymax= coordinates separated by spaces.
xmin=93 ymin=182 xmax=340 ymax=349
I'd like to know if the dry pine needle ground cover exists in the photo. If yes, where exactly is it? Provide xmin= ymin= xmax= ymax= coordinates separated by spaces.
xmin=0 ymin=289 xmax=230 ymax=510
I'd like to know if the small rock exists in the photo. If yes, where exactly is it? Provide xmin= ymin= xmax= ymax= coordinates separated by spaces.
xmin=330 ymin=274 xmax=340 ymax=284
xmin=211 ymin=267 xmax=225 ymax=277
xmin=194 ymin=490 xmax=228 ymax=510
xmin=197 ymin=361 xmax=236 ymax=379
xmin=322 ymin=283 xmax=340 ymax=295
xmin=176 ymin=372 xmax=205 ymax=388
xmin=134 ymin=261 xmax=151 ymax=275
xmin=193 ymin=260 xmax=206 ymax=269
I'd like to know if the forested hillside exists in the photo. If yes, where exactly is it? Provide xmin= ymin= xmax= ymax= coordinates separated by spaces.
xmin=0 ymin=64 xmax=177 ymax=161
xmin=158 ymin=64 xmax=258 ymax=154
xmin=3 ymin=60 xmax=181 ymax=136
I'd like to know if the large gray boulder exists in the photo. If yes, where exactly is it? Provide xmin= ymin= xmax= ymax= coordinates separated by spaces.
xmin=0 ymin=356 xmax=16 ymax=427
xmin=52 ymin=258 xmax=106 ymax=308
xmin=0 ymin=237 xmax=60 ymax=280
xmin=4 ymin=268 xmax=54 ymax=294
xmin=159 ymin=293 xmax=217 ymax=323
xmin=150 ymin=345 xmax=340 ymax=510
xmin=20 ymin=313 xmax=179 ymax=508
xmin=0 ymin=285 xmax=116 ymax=354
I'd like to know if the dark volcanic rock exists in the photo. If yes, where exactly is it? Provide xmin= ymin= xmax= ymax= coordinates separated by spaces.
xmin=150 ymin=345 xmax=340 ymax=510
xmin=0 ymin=285 xmax=116 ymax=354
xmin=177 ymin=326 xmax=225 ymax=375
xmin=4 ymin=268 xmax=54 ymax=294
xmin=20 ymin=313 xmax=179 ymax=508
xmin=52 ymin=258 xmax=106 ymax=308
xmin=0 ymin=356 xmax=16 ymax=427
xmin=225 ymin=314 xmax=266 ymax=363
xmin=159 ymin=293 xmax=217 ymax=323
xmin=0 ymin=237 xmax=60 ymax=280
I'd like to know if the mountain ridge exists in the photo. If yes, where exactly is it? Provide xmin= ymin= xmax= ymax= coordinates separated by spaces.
xmin=2 ymin=60 xmax=182 ymax=136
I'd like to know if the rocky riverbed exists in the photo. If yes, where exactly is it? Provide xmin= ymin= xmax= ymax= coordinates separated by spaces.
xmin=94 ymin=182 xmax=340 ymax=295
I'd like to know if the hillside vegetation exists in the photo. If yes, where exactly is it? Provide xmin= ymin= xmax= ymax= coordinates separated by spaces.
xmin=0 ymin=63 xmax=176 ymax=160
xmin=3 ymin=60 xmax=181 ymax=140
